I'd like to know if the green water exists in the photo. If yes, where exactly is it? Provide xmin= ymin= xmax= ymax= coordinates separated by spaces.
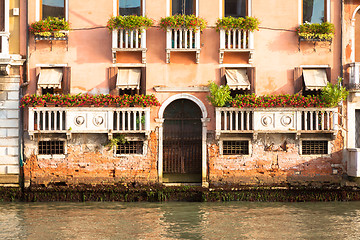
xmin=0 ymin=201 xmax=360 ymax=239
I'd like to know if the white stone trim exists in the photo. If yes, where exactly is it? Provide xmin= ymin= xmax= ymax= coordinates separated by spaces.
xmin=36 ymin=63 xmax=68 ymax=67
xmin=156 ymin=94 xmax=209 ymax=187
xmin=36 ymin=0 xmax=69 ymax=21
xmin=300 ymin=65 xmax=329 ymax=68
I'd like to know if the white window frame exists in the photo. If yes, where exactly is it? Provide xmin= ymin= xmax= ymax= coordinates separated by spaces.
xmin=0 ymin=0 xmax=10 ymax=57
xmin=166 ymin=0 xmax=199 ymax=17
xmin=220 ymin=0 xmax=252 ymax=18
xmin=114 ymin=0 xmax=145 ymax=16
xmin=298 ymin=0 xmax=330 ymax=25
xmin=36 ymin=0 xmax=69 ymax=21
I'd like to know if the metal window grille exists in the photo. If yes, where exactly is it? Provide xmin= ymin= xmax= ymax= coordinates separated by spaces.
xmin=38 ymin=141 xmax=65 ymax=155
xmin=116 ymin=141 xmax=143 ymax=155
xmin=223 ymin=141 xmax=249 ymax=155
xmin=302 ymin=141 xmax=328 ymax=155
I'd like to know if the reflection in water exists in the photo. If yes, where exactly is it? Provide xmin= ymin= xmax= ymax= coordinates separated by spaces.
xmin=0 ymin=202 xmax=359 ymax=239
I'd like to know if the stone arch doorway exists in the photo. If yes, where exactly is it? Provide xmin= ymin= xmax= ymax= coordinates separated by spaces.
xmin=157 ymin=94 xmax=209 ymax=186
xmin=162 ymin=99 xmax=202 ymax=183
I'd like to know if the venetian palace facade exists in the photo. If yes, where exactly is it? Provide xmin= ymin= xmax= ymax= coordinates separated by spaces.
xmin=1 ymin=0 xmax=360 ymax=187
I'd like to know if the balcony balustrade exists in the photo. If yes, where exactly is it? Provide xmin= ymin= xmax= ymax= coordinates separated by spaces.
xmin=348 ymin=62 xmax=360 ymax=91
xmin=215 ymin=107 xmax=338 ymax=138
xmin=219 ymin=29 xmax=254 ymax=64
xmin=28 ymin=107 xmax=151 ymax=138
xmin=112 ymin=29 xmax=147 ymax=63
xmin=166 ymin=28 xmax=201 ymax=63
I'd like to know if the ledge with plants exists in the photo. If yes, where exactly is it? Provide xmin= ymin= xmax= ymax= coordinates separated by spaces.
xmin=215 ymin=16 xmax=260 ymax=32
xmin=296 ymin=22 xmax=335 ymax=42
xmin=20 ymin=94 xmax=161 ymax=108
xmin=160 ymin=14 xmax=207 ymax=32
xmin=106 ymin=15 xmax=154 ymax=31
xmin=207 ymin=79 xmax=348 ymax=108
xmin=29 ymin=17 xmax=70 ymax=39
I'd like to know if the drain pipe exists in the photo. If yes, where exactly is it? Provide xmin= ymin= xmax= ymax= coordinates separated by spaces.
xmin=340 ymin=0 xmax=344 ymax=79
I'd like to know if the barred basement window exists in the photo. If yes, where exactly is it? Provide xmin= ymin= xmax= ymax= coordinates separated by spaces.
xmin=302 ymin=140 xmax=328 ymax=155
xmin=38 ymin=141 xmax=65 ymax=155
xmin=223 ymin=141 xmax=249 ymax=155
xmin=116 ymin=141 xmax=143 ymax=155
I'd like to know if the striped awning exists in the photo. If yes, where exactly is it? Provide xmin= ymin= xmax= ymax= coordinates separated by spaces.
xmin=225 ymin=69 xmax=250 ymax=90
xmin=116 ymin=68 xmax=141 ymax=90
xmin=37 ymin=68 xmax=63 ymax=89
xmin=303 ymin=69 xmax=328 ymax=91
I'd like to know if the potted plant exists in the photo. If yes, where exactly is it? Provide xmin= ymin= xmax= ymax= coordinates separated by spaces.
xmin=106 ymin=15 xmax=154 ymax=31
xmin=160 ymin=14 xmax=207 ymax=32
xmin=29 ymin=17 xmax=70 ymax=38
xmin=215 ymin=16 xmax=260 ymax=32
xmin=296 ymin=22 xmax=335 ymax=41
xmin=207 ymin=81 xmax=232 ymax=107
xmin=320 ymin=78 xmax=349 ymax=107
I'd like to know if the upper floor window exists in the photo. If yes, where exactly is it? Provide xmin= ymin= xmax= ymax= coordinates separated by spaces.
xmin=0 ymin=0 xmax=4 ymax=31
xmin=119 ymin=0 xmax=141 ymax=16
xmin=172 ymin=0 xmax=195 ymax=15
xmin=303 ymin=0 xmax=326 ymax=23
xmin=224 ymin=0 xmax=247 ymax=18
xmin=42 ymin=0 xmax=65 ymax=19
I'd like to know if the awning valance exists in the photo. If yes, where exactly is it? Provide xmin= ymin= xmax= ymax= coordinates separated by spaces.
xmin=225 ymin=69 xmax=250 ymax=90
xmin=303 ymin=69 xmax=328 ymax=91
xmin=37 ymin=68 xmax=63 ymax=89
xmin=116 ymin=68 xmax=141 ymax=90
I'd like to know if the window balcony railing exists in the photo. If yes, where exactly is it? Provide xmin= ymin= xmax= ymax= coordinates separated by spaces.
xmin=28 ymin=107 xmax=151 ymax=138
xmin=215 ymin=107 xmax=338 ymax=138
xmin=348 ymin=62 xmax=360 ymax=90
xmin=112 ymin=29 xmax=147 ymax=63
xmin=166 ymin=27 xmax=201 ymax=63
xmin=219 ymin=29 xmax=254 ymax=64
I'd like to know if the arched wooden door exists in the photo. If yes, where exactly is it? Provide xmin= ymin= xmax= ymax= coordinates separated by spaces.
xmin=163 ymin=99 xmax=202 ymax=183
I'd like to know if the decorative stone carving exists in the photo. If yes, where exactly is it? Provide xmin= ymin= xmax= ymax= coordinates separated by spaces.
xmin=93 ymin=115 xmax=104 ymax=126
xmin=74 ymin=116 xmax=85 ymax=126
xmin=281 ymin=115 xmax=292 ymax=126
xmin=261 ymin=116 xmax=273 ymax=127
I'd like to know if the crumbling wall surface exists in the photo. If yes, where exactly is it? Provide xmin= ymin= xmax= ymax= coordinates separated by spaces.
xmin=23 ymin=132 xmax=158 ymax=186
xmin=208 ymin=133 xmax=344 ymax=186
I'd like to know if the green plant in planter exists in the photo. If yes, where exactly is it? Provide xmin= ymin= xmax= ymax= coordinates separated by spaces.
xmin=320 ymin=78 xmax=349 ymax=107
xmin=297 ymin=22 xmax=335 ymax=41
xmin=106 ymin=134 xmax=127 ymax=150
xmin=215 ymin=16 xmax=260 ymax=32
xmin=207 ymin=81 xmax=232 ymax=107
xmin=160 ymin=14 xmax=207 ymax=32
xmin=29 ymin=17 xmax=70 ymax=37
xmin=106 ymin=15 xmax=153 ymax=31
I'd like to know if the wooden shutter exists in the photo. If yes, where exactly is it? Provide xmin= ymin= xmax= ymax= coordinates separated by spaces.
xmin=247 ymin=67 xmax=256 ymax=94
xmin=108 ymin=67 xmax=118 ymax=95
xmin=62 ymin=67 xmax=71 ymax=94
xmin=325 ymin=67 xmax=331 ymax=83
xmin=220 ymin=67 xmax=226 ymax=85
xmin=294 ymin=67 xmax=303 ymax=94
xmin=140 ymin=67 xmax=146 ymax=95
xmin=0 ymin=0 xmax=4 ymax=32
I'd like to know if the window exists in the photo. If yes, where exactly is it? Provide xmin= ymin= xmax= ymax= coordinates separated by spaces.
xmin=119 ymin=0 xmax=141 ymax=16
xmin=39 ymin=140 xmax=65 ymax=155
xmin=223 ymin=140 xmax=249 ymax=155
xmin=221 ymin=67 xmax=255 ymax=96
xmin=109 ymin=67 xmax=145 ymax=95
xmin=302 ymin=140 xmax=328 ymax=155
xmin=172 ymin=0 xmax=195 ymax=15
xmin=42 ymin=0 xmax=65 ymax=19
xmin=36 ymin=67 xmax=71 ymax=95
xmin=224 ymin=0 xmax=247 ymax=18
xmin=116 ymin=141 xmax=143 ymax=154
xmin=303 ymin=0 xmax=326 ymax=23
xmin=294 ymin=67 xmax=330 ymax=96
xmin=0 ymin=0 xmax=4 ymax=31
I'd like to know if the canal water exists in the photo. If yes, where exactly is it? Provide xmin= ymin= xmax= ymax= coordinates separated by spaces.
xmin=0 ymin=201 xmax=360 ymax=239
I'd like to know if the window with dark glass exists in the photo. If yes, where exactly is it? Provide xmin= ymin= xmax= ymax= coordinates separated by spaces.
xmin=223 ymin=141 xmax=249 ymax=155
xmin=39 ymin=141 xmax=65 ymax=155
xmin=172 ymin=0 xmax=195 ymax=15
xmin=224 ymin=0 xmax=247 ymax=18
xmin=303 ymin=0 xmax=325 ymax=23
xmin=116 ymin=141 xmax=143 ymax=154
xmin=302 ymin=140 xmax=328 ymax=155
xmin=42 ymin=0 xmax=65 ymax=19
xmin=119 ymin=0 xmax=141 ymax=16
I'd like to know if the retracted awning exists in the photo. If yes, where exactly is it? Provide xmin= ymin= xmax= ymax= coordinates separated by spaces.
xmin=116 ymin=68 xmax=141 ymax=90
xmin=225 ymin=69 xmax=250 ymax=90
xmin=37 ymin=68 xmax=63 ymax=89
xmin=303 ymin=69 xmax=328 ymax=91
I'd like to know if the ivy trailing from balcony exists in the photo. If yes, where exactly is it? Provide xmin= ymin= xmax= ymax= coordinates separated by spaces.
xmin=215 ymin=16 xmax=260 ymax=32
xmin=29 ymin=17 xmax=70 ymax=37
xmin=296 ymin=22 xmax=335 ymax=41
xmin=20 ymin=94 xmax=161 ymax=108
xmin=159 ymin=15 xmax=207 ymax=32
xmin=106 ymin=15 xmax=154 ymax=31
